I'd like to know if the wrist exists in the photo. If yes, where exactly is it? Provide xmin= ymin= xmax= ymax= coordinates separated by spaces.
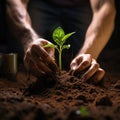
xmin=20 ymin=28 xmax=40 ymax=52
xmin=79 ymin=47 xmax=99 ymax=59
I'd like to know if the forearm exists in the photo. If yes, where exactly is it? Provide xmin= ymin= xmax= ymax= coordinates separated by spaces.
xmin=79 ymin=0 xmax=116 ymax=59
xmin=6 ymin=0 xmax=39 ymax=51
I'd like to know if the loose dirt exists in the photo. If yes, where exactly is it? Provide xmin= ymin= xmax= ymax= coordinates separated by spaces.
xmin=0 ymin=49 xmax=120 ymax=120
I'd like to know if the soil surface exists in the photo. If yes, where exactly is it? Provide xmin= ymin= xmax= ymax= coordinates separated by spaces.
xmin=0 ymin=48 xmax=120 ymax=120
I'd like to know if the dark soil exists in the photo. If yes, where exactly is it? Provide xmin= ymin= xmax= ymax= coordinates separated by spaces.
xmin=0 ymin=49 xmax=120 ymax=120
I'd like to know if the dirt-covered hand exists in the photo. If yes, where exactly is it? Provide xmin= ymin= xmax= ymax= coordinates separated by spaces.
xmin=24 ymin=38 xmax=58 ymax=78
xmin=70 ymin=54 xmax=105 ymax=83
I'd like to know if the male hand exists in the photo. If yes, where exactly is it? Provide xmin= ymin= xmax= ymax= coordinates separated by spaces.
xmin=24 ymin=38 xmax=58 ymax=78
xmin=70 ymin=54 xmax=105 ymax=83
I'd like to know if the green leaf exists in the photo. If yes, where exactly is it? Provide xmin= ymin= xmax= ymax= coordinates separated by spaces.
xmin=43 ymin=43 xmax=55 ymax=48
xmin=54 ymin=38 xmax=61 ymax=45
xmin=61 ymin=32 xmax=75 ymax=45
xmin=62 ymin=44 xmax=70 ymax=50
xmin=52 ymin=27 xmax=65 ymax=45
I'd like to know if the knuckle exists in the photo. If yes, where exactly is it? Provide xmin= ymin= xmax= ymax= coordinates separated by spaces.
xmin=70 ymin=59 xmax=76 ymax=66
xmin=99 ymin=68 xmax=105 ymax=75
xmin=86 ymin=54 xmax=92 ymax=58
xmin=82 ymin=61 xmax=90 ymax=67
xmin=93 ymin=62 xmax=100 ymax=69
xmin=31 ymin=44 xmax=37 ymax=50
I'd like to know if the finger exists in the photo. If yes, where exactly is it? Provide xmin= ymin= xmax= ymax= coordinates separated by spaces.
xmin=77 ymin=54 xmax=92 ymax=71
xmin=31 ymin=44 xmax=58 ymax=72
xmin=70 ymin=57 xmax=82 ymax=70
xmin=26 ymin=56 xmax=46 ymax=78
xmin=73 ymin=61 xmax=91 ymax=76
xmin=24 ymin=50 xmax=46 ymax=77
xmin=81 ymin=59 xmax=100 ymax=82
xmin=91 ymin=68 xmax=105 ymax=83
xmin=70 ymin=54 xmax=92 ymax=75
xmin=31 ymin=49 xmax=53 ymax=74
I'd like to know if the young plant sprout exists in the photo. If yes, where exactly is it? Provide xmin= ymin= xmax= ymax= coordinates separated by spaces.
xmin=75 ymin=106 xmax=89 ymax=117
xmin=44 ymin=26 xmax=75 ymax=71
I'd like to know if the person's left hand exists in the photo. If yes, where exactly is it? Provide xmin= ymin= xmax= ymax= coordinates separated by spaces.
xmin=70 ymin=54 xmax=105 ymax=83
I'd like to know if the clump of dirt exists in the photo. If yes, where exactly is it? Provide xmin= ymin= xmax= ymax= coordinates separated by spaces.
xmin=0 ymin=49 xmax=120 ymax=120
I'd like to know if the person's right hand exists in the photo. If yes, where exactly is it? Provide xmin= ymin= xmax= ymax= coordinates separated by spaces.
xmin=24 ymin=38 xmax=58 ymax=78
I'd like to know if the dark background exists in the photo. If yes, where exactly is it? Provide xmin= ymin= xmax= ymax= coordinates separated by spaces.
xmin=0 ymin=0 xmax=120 ymax=53
xmin=0 ymin=0 xmax=6 ymax=52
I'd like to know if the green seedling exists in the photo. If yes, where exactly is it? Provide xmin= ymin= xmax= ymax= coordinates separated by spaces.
xmin=75 ymin=106 xmax=90 ymax=117
xmin=44 ymin=26 xmax=75 ymax=71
